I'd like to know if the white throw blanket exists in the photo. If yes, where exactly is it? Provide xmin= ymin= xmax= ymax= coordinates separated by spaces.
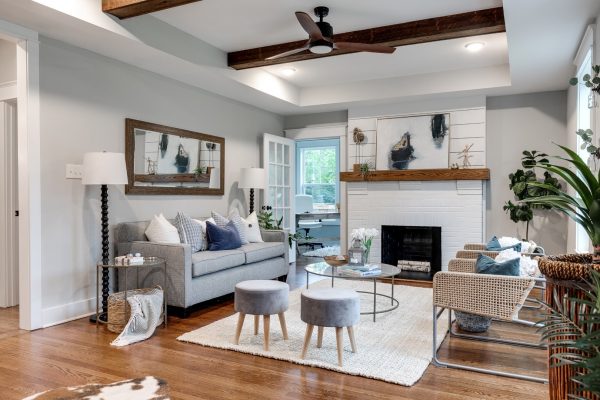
xmin=111 ymin=287 xmax=164 ymax=347
xmin=497 ymin=236 xmax=539 ymax=254
xmin=495 ymin=248 xmax=541 ymax=277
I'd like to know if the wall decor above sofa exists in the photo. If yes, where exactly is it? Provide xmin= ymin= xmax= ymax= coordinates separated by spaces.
xmin=125 ymin=118 xmax=225 ymax=195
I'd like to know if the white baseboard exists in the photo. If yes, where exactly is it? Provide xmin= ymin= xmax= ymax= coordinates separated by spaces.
xmin=42 ymin=297 xmax=96 ymax=328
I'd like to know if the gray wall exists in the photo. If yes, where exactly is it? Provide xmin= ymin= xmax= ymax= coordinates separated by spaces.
xmin=486 ymin=91 xmax=568 ymax=255
xmin=0 ymin=39 xmax=16 ymax=84
xmin=283 ymin=110 xmax=348 ymax=130
xmin=39 ymin=38 xmax=283 ymax=323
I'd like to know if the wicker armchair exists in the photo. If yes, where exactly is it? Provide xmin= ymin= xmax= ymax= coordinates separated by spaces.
xmin=432 ymin=265 xmax=547 ymax=383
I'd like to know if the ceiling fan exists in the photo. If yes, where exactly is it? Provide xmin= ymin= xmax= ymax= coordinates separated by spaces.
xmin=266 ymin=6 xmax=396 ymax=60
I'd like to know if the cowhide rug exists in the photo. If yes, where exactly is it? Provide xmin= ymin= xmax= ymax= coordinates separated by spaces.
xmin=23 ymin=376 xmax=169 ymax=400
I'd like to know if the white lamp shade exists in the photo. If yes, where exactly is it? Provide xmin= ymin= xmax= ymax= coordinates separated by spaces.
xmin=82 ymin=152 xmax=128 ymax=185
xmin=239 ymin=167 xmax=266 ymax=189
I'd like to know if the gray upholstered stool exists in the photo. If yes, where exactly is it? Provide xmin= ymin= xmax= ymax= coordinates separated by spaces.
xmin=234 ymin=280 xmax=289 ymax=351
xmin=300 ymin=288 xmax=360 ymax=366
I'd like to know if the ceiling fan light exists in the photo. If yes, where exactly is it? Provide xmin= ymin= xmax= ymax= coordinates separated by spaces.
xmin=309 ymin=40 xmax=333 ymax=54
xmin=281 ymin=67 xmax=297 ymax=76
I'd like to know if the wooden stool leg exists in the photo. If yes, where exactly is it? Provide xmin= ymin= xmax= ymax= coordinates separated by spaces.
xmin=278 ymin=312 xmax=289 ymax=340
xmin=254 ymin=315 xmax=259 ymax=335
xmin=301 ymin=324 xmax=314 ymax=359
xmin=263 ymin=315 xmax=271 ymax=351
xmin=317 ymin=326 xmax=324 ymax=348
xmin=234 ymin=313 xmax=245 ymax=345
xmin=347 ymin=326 xmax=357 ymax=353
xmin=335 ymin=327 xmax=343 ymax=367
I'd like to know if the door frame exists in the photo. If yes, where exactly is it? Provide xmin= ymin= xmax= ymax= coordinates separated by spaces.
xmin=0 ymin=19 xmax=42 ymax=330
xmin=284 ymin=124 xmax=348 ymax=253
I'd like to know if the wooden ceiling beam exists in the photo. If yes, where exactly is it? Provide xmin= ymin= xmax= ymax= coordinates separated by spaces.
xmin=228 ymin=7 xmax=505 ymax=70
xmin=102 ymin=0 xmax=202 ymax=19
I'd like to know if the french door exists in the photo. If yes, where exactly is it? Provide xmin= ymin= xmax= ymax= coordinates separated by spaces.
xmin=263 ymin=133 xmax=295 ymax=263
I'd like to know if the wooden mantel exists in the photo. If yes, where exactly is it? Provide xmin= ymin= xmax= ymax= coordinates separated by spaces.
xmin=340 ymin=168 xmax=490 ymax=182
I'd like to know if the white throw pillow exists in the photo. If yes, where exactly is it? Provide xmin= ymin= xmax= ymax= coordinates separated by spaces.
xmin=193 ymin=217 xmax=215 ymax=251
xmin=145 ymin=214 xmax=180 ymax=244
xmin=242 ymin=211 xmax=263 ymax=243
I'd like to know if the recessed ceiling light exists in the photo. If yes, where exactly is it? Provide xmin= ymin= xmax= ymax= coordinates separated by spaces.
xmin=281 ymin=67 xmax=297 ymax=76
xmin=465 ymin=42 xmax=485 ymax=52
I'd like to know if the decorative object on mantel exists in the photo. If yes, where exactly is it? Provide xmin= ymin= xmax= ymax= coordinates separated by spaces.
xmin=376 ymin=113 xmax=449 ymax=170
xmin=23 ymin=376 xmax=170 ymax=400
xmin=450 ymin=163 xmax=459 ymax=169
xmin=125 ymin=119 xmax=225 ymax=195
xmin=503 ymin=150 xmax=560 ymax=241
xmin=353 ymin=127 xmax=366 ymax=165
xmin=82 ymin=151 xmax=128 ymax=323
xmin=457 ymin=143 xmax=474 ymax=168
xmin=340 ymin=168 xmax=490 ymax=182
xmin=239 ymin=167 xmax=266 ymax=214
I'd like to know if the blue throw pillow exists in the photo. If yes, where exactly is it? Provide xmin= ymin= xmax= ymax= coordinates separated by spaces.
xmin=206 ymin=220 xmax=242 ymax=251
xmin=475 ymin=253 xmax=520 ymax=276
xmin=485 ymin=236 xmax=522 ymax=252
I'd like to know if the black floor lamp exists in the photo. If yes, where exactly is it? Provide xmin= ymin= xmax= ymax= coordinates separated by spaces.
xmin=239 ymin=167 xmax=266 ymax=214
xmin=83 ymin=151 xmax=128 ymax=323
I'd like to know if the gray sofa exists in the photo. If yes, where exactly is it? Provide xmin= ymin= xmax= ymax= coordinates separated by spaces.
xmin=115 ymin=221 xmax=289 ymax=317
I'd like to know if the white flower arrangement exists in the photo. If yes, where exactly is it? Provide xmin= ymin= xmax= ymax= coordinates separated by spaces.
xmin=351 ymin=228 xmax=379 ymax=261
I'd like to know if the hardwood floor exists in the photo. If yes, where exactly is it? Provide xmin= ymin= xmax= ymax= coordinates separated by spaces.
xmin=0 ymin=263 xmax=549 ymax=399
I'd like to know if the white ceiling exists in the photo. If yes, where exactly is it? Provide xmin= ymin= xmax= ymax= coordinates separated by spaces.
xmin=0 ymin=0 xmax=598 ymax=114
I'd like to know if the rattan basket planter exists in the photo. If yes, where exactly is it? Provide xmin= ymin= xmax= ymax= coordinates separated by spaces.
xmin=538 ymin=254 xmax=600 ymax=280
xmin=107 ymin=287 xmax=158 ymax=333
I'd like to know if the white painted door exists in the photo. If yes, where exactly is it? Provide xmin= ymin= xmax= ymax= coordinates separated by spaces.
xmin=0 ymin=100 xmax=18 ymax=307
xmin=263 ymin=133 xmax=295 ymax=263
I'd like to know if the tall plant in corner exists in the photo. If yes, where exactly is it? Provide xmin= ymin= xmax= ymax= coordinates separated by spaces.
xmin=523 ymin=144 xmax=600 ymax=262
xmin=503 ymin=150 xmax=561 ymax=241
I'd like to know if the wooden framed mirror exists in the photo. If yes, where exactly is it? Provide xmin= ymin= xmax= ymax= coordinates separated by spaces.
xmin=125 ymin=119 xmax=225 ymax=195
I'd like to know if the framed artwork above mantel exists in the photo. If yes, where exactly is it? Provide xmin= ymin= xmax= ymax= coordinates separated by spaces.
xmin=125 ymin=119 xmax=225 ymax=195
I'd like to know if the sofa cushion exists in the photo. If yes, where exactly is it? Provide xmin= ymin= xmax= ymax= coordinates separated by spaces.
xmin=192 ymin=249 xmax=246 ymax=278
xmin=243 ymin=242 xmax=286 ymax=264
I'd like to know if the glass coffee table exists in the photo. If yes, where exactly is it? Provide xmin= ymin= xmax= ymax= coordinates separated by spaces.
xmin=305 ymin=262 xmax=400 ymax=322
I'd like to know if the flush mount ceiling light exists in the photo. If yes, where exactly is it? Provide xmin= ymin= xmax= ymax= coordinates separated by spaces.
xmin=465 ymin=42 xmax=486 ymax=52
xmin=281 ymin=67 xmax=297 ymax=76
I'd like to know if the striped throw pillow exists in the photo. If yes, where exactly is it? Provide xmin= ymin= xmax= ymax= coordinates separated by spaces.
xmin=175 ymin=212 xmax=203 ymax=252
xmin=211 ymin=210 xmax=248 ymax=245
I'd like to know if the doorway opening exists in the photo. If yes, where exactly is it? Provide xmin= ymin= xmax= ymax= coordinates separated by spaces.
xmin=294 ymin=138 xmax=341 ymax=264
xmin=0 ymin=37 xmax=19 ymax=333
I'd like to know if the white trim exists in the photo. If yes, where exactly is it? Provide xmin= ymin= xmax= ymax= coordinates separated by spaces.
xmin=285 ymin=124 xmax=347 ymax=140
xmin=0 ymin=19 xmax=42 ymax=330
xmin=574 ymin=25 xmax=595 ymax=67
xmin=42 ymin=297 xmax=96 ymax=328
xmin=0 ymin=81 xmax=17 ymax=101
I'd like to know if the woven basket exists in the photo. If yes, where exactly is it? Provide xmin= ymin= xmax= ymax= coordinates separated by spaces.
xmin=538 ymin=254 xmax=600 ymax=280
xmin=107 ymin=286 xmax=161 ymax=333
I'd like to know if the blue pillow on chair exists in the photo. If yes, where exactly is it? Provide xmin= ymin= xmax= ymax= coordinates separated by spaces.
xmin=475 ymin=254 xmax=521 ymax=276
xmin=485 ymin=236 xmax=522 ymax=252
xmin=206 ymin=220 xmax=242 ymax=251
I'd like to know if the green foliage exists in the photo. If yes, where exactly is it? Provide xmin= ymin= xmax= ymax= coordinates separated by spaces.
xmin=301 ymin=147 xmax=337 ymax=204
xmin=257 ymin=207 xmax=310 ymax=248
xmin=522 ymin=142 xmax=600 ymax=246
xmin=539 ymin=269 xmax=600 ymax=397
xmin=570 ymin=64 xmax=600 ymax=93
xmin=504 ymin=150 xmax=561 ymax=238
xmin=577 ymin=129 xmax=599 ymax=159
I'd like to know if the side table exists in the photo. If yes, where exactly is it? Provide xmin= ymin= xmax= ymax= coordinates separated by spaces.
xmin=95 ymin=257 xmax=167 ymax=328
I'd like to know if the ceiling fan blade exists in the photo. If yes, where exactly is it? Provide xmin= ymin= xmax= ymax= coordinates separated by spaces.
xmin=335 ymin=42 xmax=396 ymax=54
xmin=295 ymin=11 xmax=324 ymax=41
xmin=266 ymin=42 xmax=310 ymax=60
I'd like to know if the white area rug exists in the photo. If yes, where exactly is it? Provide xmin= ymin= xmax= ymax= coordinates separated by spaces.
xmin=178 ymin=279 xmax=448 ymax=386
xmin=302 ymin=245 xmax=340 ymax=257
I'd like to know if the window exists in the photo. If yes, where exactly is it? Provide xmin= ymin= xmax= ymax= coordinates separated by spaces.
xmin=296 ymin=138 xmax=340 ymax=210
xmin=575 ymin=45 xmax=593 ymax=253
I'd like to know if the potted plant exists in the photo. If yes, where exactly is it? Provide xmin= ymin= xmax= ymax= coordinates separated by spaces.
xmin=503 ymin=150 xmax=561 ymax=241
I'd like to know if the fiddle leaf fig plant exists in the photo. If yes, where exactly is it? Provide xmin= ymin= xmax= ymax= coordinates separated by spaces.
xmin=504 ymin=150 xmax=560 ymax=241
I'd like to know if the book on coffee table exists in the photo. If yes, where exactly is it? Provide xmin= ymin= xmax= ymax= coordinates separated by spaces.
xmin=340 ymin=265 xmax=382 ymax=277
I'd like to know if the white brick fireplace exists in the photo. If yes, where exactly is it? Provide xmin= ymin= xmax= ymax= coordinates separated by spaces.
xmin=347 ymin=180 xmax=485 ymax=270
